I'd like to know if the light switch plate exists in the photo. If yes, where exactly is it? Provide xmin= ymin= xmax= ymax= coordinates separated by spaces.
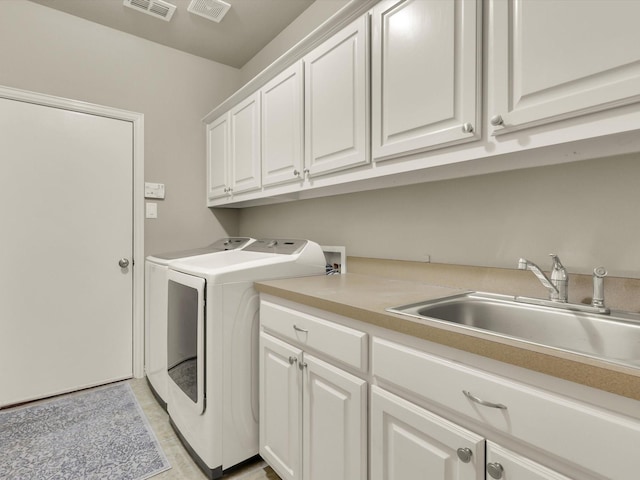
xmin=146 ymin=202 xmax=158 ymax=219
xmin=145 ymin=182 xmax=165 ymax=199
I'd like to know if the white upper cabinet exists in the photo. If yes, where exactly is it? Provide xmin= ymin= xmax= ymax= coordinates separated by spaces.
xmin=261 ymin=62 xmax=304 ymax=187
xmin=372 ymin=0 xmax=481 ymax=161
xmin=206 ymin=113 xmax=230 ymax=201
xmin=230 ymin=91 xmax=262 ymax=194
xmin=304 ymin=15 xmax=370 ymax=177
xmin=488 ymin=0 xmax=640 ymax=135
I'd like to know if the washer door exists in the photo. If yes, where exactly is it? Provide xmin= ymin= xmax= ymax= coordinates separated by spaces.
xmin=167 ymin=270 xmax=206 ymax=414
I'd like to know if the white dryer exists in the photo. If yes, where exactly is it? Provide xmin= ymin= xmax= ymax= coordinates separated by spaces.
xmin=166 ymin=239 xmax=326 ymax=479
xmin=144 ymin=237 xmax=254 ymax=407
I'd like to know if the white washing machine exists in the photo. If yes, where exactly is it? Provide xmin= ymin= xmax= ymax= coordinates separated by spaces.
xmin=165 ymin=239 xmax=326 ymax=479
xmin=144 ymin=237 xmax=254 ymax=408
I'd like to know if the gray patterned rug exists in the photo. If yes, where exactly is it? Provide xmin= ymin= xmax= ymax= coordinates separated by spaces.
xmin=0 ymin=382 xmax=170 ymax=480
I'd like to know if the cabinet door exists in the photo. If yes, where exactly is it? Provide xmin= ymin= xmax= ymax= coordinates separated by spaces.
xmin=304 ymin=15 xmax=369 ymax=177
xmin=206 ymin=113 xmax=230 ymax=200
xmin=259 ymin=332 xmax=302 ymax=480
xmin=371 ymin=386 xmax=484 ymax=480
xmin=488 ymin=0 xmax=640 ymax=135
xmin=486 ymin=442 xmax=572 ymax=480
xmin=372 ymin=0 xmax=480 ymax=161
xmin=231 ymin=91 xmax=261 ymax=194
xmin=262 ymin=62 xmax=304 ymax=187
xmin=302 ymin=354 xmax=367 ymax=480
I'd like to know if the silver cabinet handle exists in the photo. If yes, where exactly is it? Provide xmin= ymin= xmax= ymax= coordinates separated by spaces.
xmin=490 ymin=114 xmax=504 ymax=126
xmin=293 ymin=169 xmax=300 ymax=176
xmin=456 ymin=447 xmax=473 ymax=463
xmin=303 ymin=168 xmax=310 ymax=174
xmin=463 ymin=390 xmax=507 ymax=410
xmin=118 ymin=258 xmax=130 ymax=268
xmin=487 ymin=462 xmax=504 ymax=479
xmin=298 ymin=361 xmax=308 ymax=370
xmin=462 ymin=122 xmax=474 ymax=133
xmin=288 ymin=356 xmax=297 ymax=365
xmin=293 ymin=324 xmax=308 ymax=333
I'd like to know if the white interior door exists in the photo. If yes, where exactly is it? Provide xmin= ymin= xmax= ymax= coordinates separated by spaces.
xmin=0 ymin=96 xmax=134 ymax=407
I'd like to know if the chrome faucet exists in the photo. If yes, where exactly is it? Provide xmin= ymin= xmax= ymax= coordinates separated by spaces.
xmin=518 ymin=254 xmax=568 ymax=302
xmin=516 ymin=255 xmax=610 ymax=314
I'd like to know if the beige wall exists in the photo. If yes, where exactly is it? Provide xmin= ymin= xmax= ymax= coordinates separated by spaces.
xmin=0 ymin=0 xmax=241 ymax=256
xmin=239 ymin=0 xmax=346 ymax=85
xmin=239 ymin=155 xmax=640 ymax=279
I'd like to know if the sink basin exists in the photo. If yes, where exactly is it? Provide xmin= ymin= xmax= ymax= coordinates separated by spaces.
xmin=387 ymin=292 xmax=640 ymax=369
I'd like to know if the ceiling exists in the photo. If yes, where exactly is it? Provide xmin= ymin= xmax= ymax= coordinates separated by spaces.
xmin=28 ymin=0 xmax=316 ymax=68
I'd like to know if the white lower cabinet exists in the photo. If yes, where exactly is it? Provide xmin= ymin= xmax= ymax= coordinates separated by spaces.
xmin=371 ymin=384 xmax=573 ymax=480
xmin=259 ymin=296 xmax=640 ymax=480
xmin=371 ymin=385 xmax=485 ymax=480
xmin=373 ymin=336 xmax=640 ymax=479
xmin=259 ymin=329 xmax=367 ymax=480
xmin=302 ymin=354 xmax=367 ymax=480
xmin=260 ymin=332 xmax=302 ymax=480
xmin=486 ymin=442 xmax=572 ymax=480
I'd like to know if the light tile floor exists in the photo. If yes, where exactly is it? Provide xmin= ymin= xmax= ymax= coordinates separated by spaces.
xmin=129 ymin=378 xmax=281 ymax=480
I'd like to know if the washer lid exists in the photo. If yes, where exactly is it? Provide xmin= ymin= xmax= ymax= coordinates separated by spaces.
xmin=148 ymin=237 xmax=253 ymax=260
xmin=243 ymin=239 xmax=308 ymax=255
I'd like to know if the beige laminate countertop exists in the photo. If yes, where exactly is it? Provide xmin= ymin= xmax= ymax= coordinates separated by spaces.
xmin=255 ymin=273 xmax=640 ymax=402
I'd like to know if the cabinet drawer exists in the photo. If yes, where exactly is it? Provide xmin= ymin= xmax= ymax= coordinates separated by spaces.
xmin=372 ymin=337 xmax=640 ymax=480
xmin=260 ymin=300 xmax=367 ymax=371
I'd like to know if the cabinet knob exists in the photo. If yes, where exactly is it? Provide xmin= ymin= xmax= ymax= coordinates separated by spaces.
xmin=456 ymin=447 xmax=473 ymax=463
xmin=288 ymin=356 xmax=297 ymax=365
xmin=303 ymin=168 xmax=310 ymax=175
xmin=490 ymin=114 xmax=504 ymax=126
xmin=487 ymin=462 xmax=504 ymax=479
xmin=293 ymin=169 xmax=300 ymax=177
xmin=461 ymin=122 xmax=474 ymax=133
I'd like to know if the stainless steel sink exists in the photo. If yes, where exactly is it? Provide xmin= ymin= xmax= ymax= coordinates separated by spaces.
xmin=387 ymin=292 xmax=640 ymax=369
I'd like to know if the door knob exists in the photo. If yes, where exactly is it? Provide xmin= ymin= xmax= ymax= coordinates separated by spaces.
xmin=118 ymin=258 xmax=130 ymax=268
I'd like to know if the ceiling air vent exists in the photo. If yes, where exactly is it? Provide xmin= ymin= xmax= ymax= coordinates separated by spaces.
xmin=188 ymin=0 xmax=231 ymax=23
xmin=123 ymin=0 xmax=177 ymax=21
